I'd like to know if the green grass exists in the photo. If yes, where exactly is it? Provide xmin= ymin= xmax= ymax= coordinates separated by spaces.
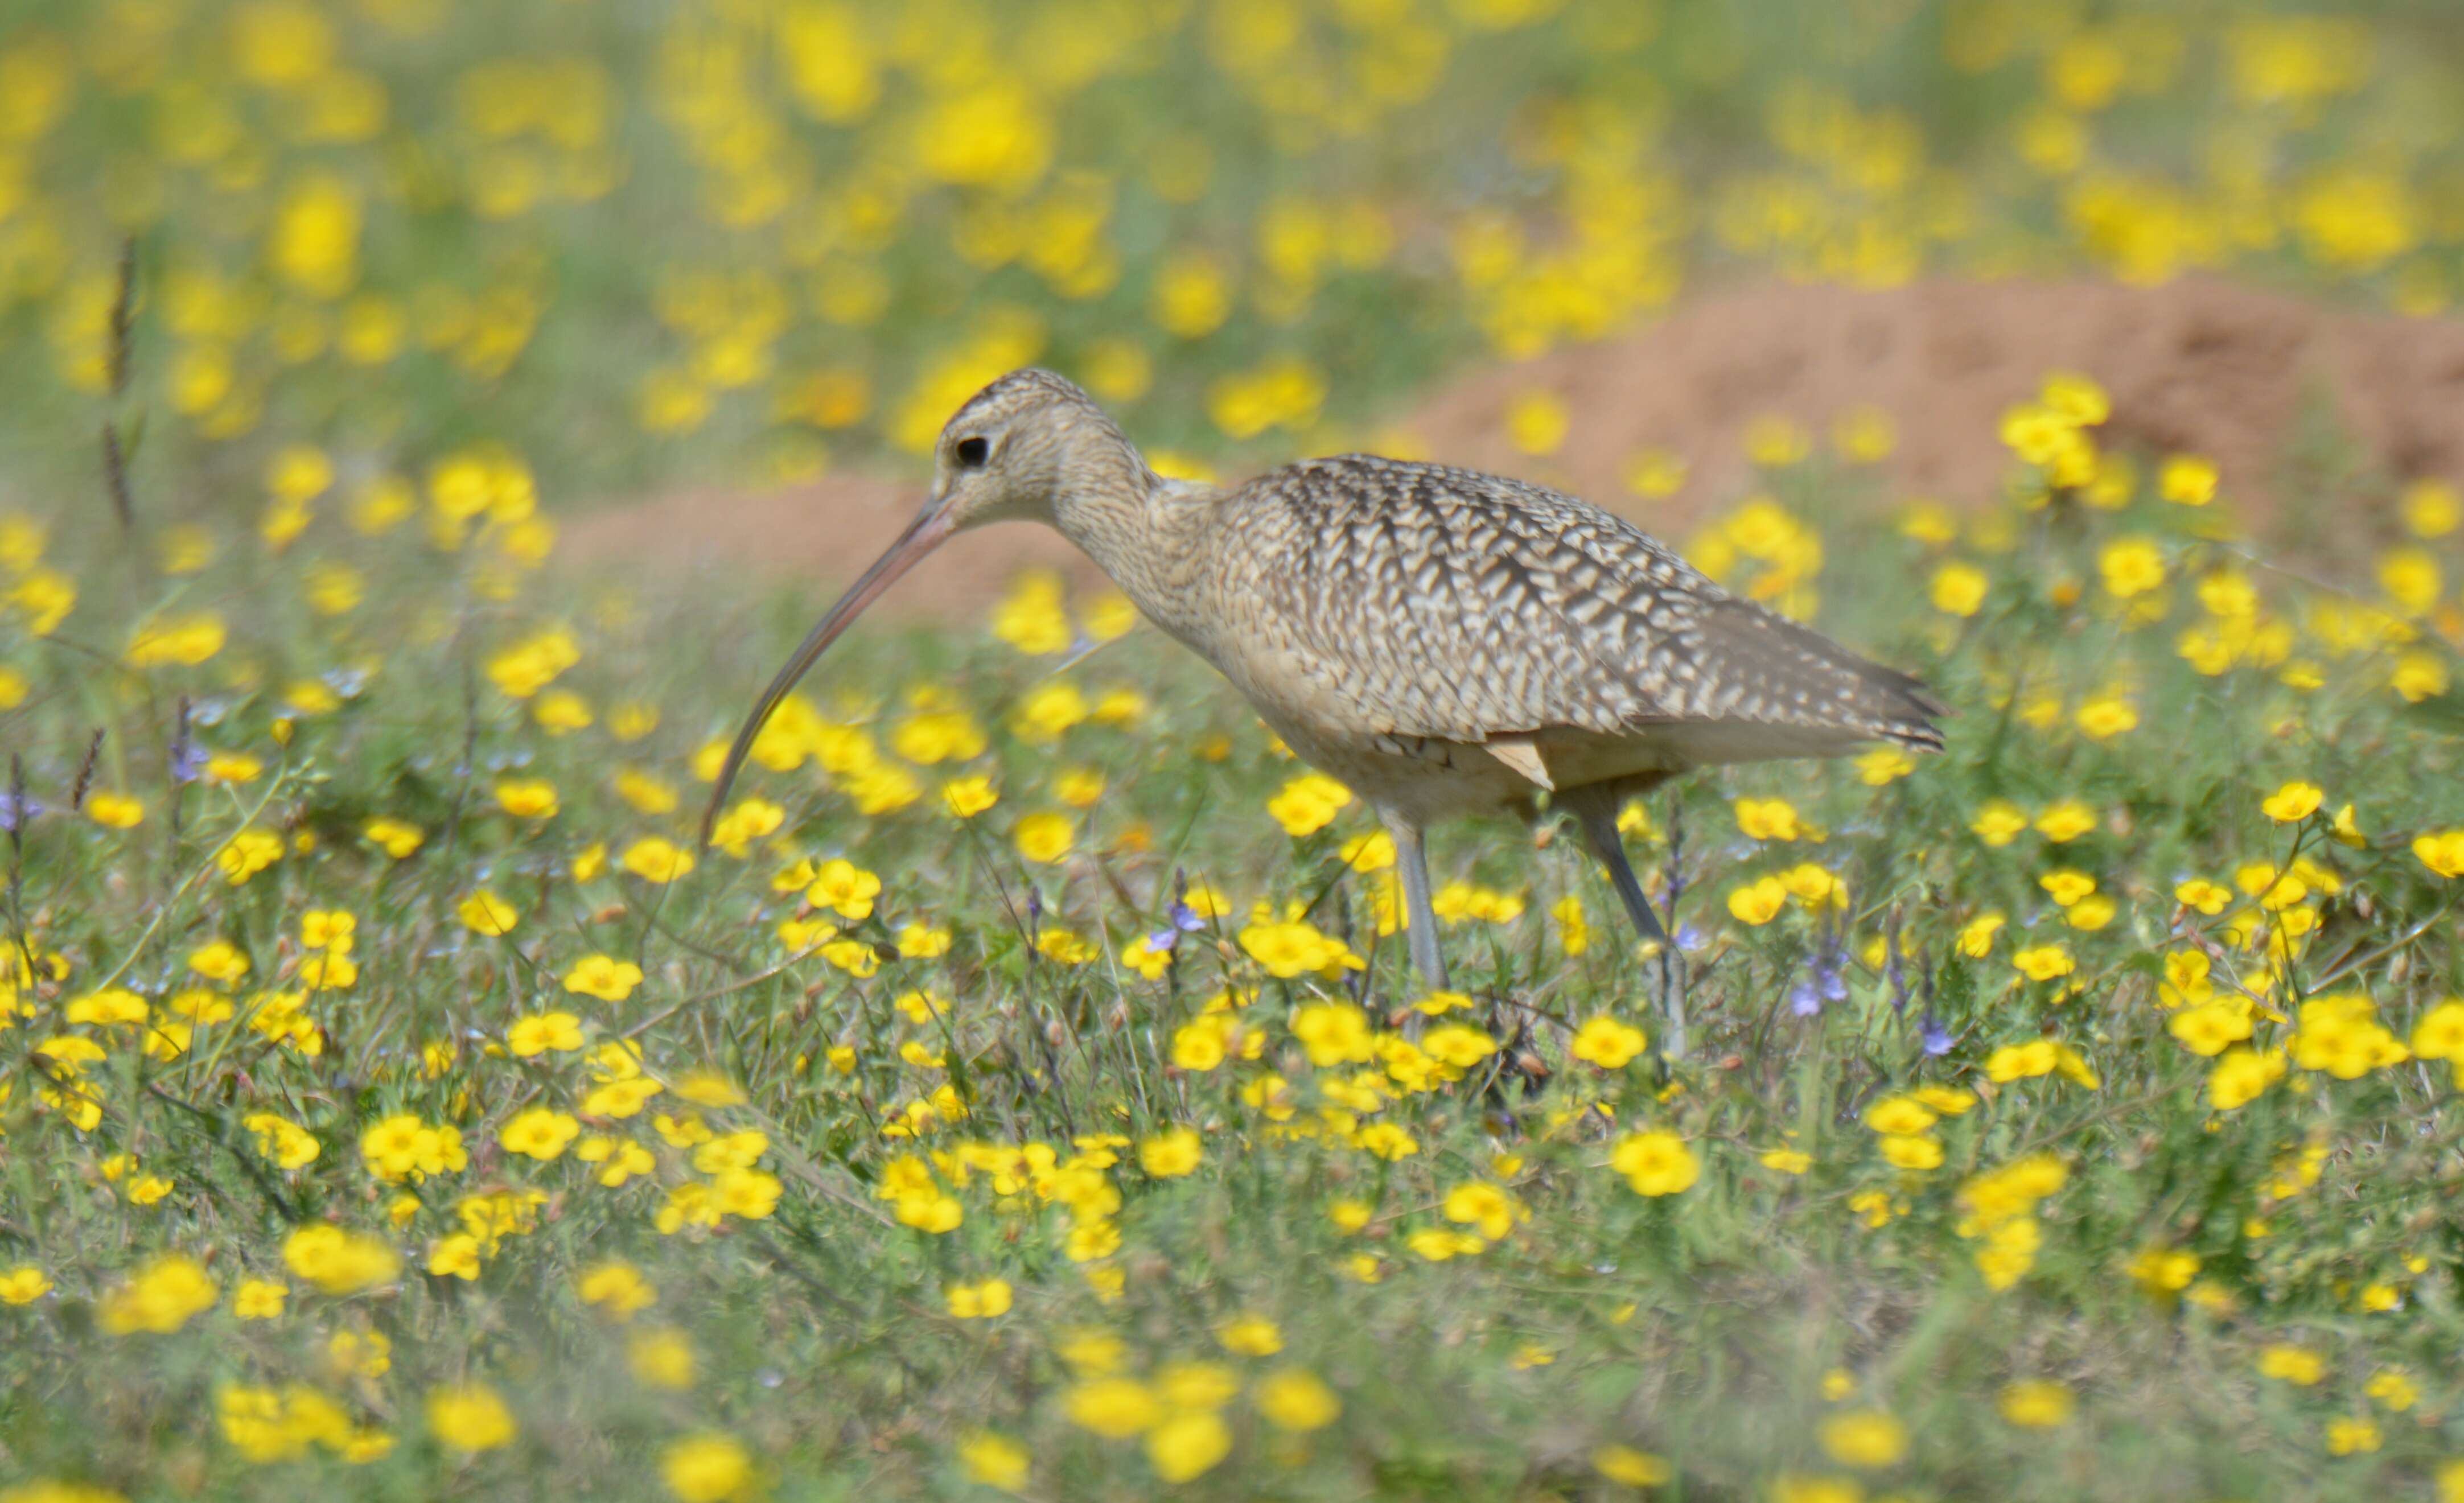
xmin=5 ymin=389 xmax=2464 ymax=1499
xmin=6 ymin=1 xmax=2464 ymax=1498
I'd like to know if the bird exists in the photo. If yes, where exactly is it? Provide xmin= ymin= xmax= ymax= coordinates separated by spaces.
xmin=702 ymin=368 xmax=1945 ymax=1057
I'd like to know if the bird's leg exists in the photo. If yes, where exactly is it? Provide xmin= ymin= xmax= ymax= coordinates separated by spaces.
xmin=1564 ymin=786 xmax=1686 ymax=1061
xmin=1380 ymin=809 xmax=1449 ymax=998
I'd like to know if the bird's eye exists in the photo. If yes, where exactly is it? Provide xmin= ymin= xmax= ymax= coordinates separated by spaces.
xmin=954 ymin=436 xmax=990 ymax=468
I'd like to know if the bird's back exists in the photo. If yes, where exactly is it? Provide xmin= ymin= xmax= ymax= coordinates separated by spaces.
xmin=1204 ymin=454 xmax=1943 ymax=767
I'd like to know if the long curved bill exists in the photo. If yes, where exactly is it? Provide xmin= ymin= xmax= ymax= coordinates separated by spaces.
xmin=698 ymin=501 xmax=955 ymax=848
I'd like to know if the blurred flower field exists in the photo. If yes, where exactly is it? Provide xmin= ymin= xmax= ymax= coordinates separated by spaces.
xmin=5 ymin=1 xmax=2464 ymax=1500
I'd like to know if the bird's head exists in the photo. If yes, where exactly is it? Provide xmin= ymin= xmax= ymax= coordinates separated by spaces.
xmin=925 ymin=366 xmax=1133 ymax=530
xmin=698 ymin=368 xmax=1137 ymax=845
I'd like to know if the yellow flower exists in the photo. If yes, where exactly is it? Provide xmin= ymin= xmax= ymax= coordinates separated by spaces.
xmin=2011 ymin=944 xmax=2074 ymax=981
xmin=425 ymin=1381 xmax=516 ymax=1451
xmin=2169 ymin=1002 xmax=2253 ymax=1056
xmin=2413 ymin=829 xmax=2464 ymax=880
xmin=1611 ymin=1131 xmax=1699 ymax=1196
xmin=1569 ymin=1016 xmax=1647 ymax=1069
xmin=1146 ymin=1409 xmax=1231 ymax=1483
xmin=1930 ymin=562 xmax=1988 ymax=616
xmin=7 ymin=569 xmax=76 ymax=635
xmin=2039 ymin=372 xmax=2110 ymax=426
xmin=1013 ymin=812 xmax=1073 ymax=863
xmin=1506 ymin=389 xmax=1569 ymax=455
xmin=1215 ymin=1315 xmax=1282 ymax=1356
xmin=1442 ymin=1180 xmax=1520 ymax=1241
xmin=1998 ymin=1380 xmax=2075 ymax=1427
xmin=621 ymin=838 xmax=696 ymax=883
xmin=661 ymin=1433 xmax=754 ymax=1503
xmin=1863 ymin=1096 xmax=1937 ymax=1135
xmin=364 ymin=817 xmax=423 ymax=858
xmin=940 ymin=775 xmax=998 ymax=818
xmin=2209 ymin=1046 xmax=2287 ymax=1110
xmin=1819 ymin=1409 xmax=1907 ymax=1468
xmin=916 ymin=84 xmax=1052 ymax=191
xmin=243 ymin=1113 xmax=320 ymax=1169
xmin=501 ymin=1108 xmax=581 ymax=1161
xmin=1242 ymin=923 xmax=1363 ymax=981
xmin=1138 ymin=1126 xmax=1203 ymax=1177
xmin=494 ymin=777 xmax=558 ymax=819
xmin=1727 ymin=876 xmax=1787 ymax=925
xmin=577 ymin=1260 xmax=657 ymax=1319
xmin=485 ymin=628 xmax=579 ymax=699
xmin=2365 ymin=1368 xmax=2418 ymax=1413
xmin=191 ymin=936 xmax=253 ymax=985
xmin=458 ymin=889 xmax=521 ymax=935
xmin=427 ymin=1232 xmax=483 ymax=1281
xmin=217 ymin=828 xmax=283 ymax=885
xmin=707 ymin=797 xmax=783 ymax=855
xmin=282 ymin=1224 xmax=400 ymax=1294
xmin=96 ymin=1253 xmax=217 ymax=1335
xmin=2175 ymin=878 xmax=2231 ymax=914
xmin=1255 ymin=1367 xmax=1340 ymax=1430
xmin=1969 ymin=800 xmax=2027 ymax=846
xmin=2124 ymin=1245 xmax=2200 ymax=1299
xmin=1879 ymin=1134 xmax=1943 ymax=1170
xmin=125 ymin=612 xmax=228 ymax=667
xmin=2411 ymin=1000 xmax=2464 ymax=1069
xmin=507 ymin=1005 xmax=583 ymax=1055
xmin=563 ymin=955 xmax=644 ymax=1003
xmin=1624 ymin=448 xmax=1688 ymax=497
xmin=991 ymin=574 xmax=1073 ymax=656
xmin=2395 ymin=652 xmax=2453 ymax=703
xmin=1266 ymin=773 xmax=1352 ymax=837
xmin=2033 ymin=800 xmax=2096 ymax=842
xmin=1593 ymin=1444 xmax=1672 ymax=1485
xmin=2263 ymin=780 xmax=2323 ymax=822
xmin=2038 ymin=870 xmax=2096 ymax=907
xmin=231 ymin=1278 xmax=287 ymax=1320
xmin=2159 ymin=454 xmax=2218 ymax=505
xmin=940 ymin=1278 xmax=1013 ymax=1319
xmin=2397 ymin=476 xmax=2459 ymax=538
xmin=628 ymin=1327 xmax=698 ymax=1388
xmin=2067 ymin=894 xmax=2116 ymax=932
xmin=2257 ymin=1344 xmax=2325 ymax=1385
xmin=1733 ymin=796 xmax=1801 ymax=841
xmin=1064 ymin=1377 xmax=1162 ymax=1438
xmin=2097 ymin=538 xmax=2164 ymax=599
xmin=957 ymin=1432 xmax=1031 ymax=1491
xmin=891 ymin=707 xmax=985 ymax=765
xmin=2075 ymin=695 xmax=2138 ymax=739
xmin=1984 ymin=1040 xmax=2058 ymax=1081
xmin=1854 ymin=746 xmax=1915 ymax=785
xmin=1 ymin=1266 xmax=54 ymax=1304
xmin=1759 ymin=1147 xmax=1812 ymax=1175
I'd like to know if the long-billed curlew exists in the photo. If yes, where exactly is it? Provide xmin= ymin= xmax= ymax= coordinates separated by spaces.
xmin=704 ymin=369 xmax=1945 ymax=1056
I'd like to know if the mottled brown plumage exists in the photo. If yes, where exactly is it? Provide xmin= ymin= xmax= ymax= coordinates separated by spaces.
xmin=705 ymin=368 xmax=1947 ymax=1056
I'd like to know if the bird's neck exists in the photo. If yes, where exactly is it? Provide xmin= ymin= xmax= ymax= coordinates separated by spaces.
xmin=1049 ymin=446 xmax=1218 ymax=638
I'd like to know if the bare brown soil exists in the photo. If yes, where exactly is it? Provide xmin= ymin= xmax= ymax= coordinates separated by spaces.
xmin=1405 ymin=275 xmax=2464 ymax=532
xmin=566 ymin=277 xmax=2464 ymax=616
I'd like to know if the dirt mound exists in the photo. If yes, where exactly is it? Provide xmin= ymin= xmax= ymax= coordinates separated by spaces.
xmin=1404 ymin=276 xmax=2464 ymax=533
xmin=565 ymin=277 xmax=2464 ymax=614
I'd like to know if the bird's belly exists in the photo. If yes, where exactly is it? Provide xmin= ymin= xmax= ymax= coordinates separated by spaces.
xmin=1266 ymin=719 xmax=1537 ymax=825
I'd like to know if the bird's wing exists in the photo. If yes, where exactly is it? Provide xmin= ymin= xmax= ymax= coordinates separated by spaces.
xmin=1236 ymin=455 xmax=1943 ymax=753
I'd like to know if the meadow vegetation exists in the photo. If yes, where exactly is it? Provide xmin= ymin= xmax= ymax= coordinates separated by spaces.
xmin=3 ymin=1 xmax=2464 ymax=1499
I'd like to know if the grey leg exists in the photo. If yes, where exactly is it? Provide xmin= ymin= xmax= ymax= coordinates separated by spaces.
xmin=1380 ymin=809 xmax=1449 ymax=994
xmin=1563 ymin=786 xmax=1685 ymax=1060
